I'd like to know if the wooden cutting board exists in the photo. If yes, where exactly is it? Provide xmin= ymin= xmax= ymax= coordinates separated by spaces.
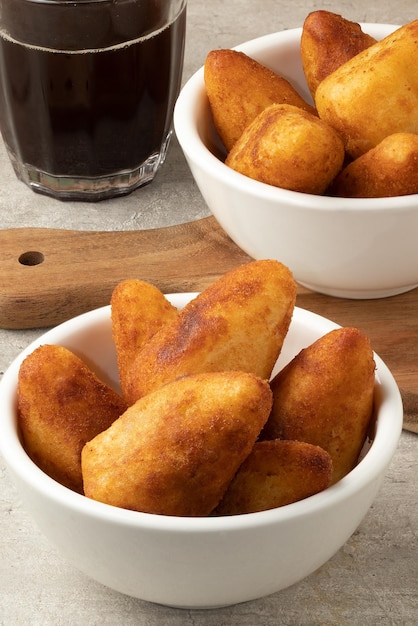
xmin=0 ymin=216 xmax=416 ymax=432
xmin=0 ymin=216 xmax=251 ymax=329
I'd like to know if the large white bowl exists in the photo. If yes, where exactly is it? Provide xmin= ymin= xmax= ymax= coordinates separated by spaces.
xmin=174 ymin=24 xmax=418 ymax=299
xmin=0 ymin=294 xmax=403 ymax=608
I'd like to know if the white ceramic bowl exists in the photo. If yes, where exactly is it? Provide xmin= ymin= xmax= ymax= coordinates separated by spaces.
xmin=174 ymin=24 xmax=418 ymax=299
xmin=0 ymin=294 xmax=403 ymax=608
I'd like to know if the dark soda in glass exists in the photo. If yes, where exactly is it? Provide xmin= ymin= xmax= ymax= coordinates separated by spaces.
xmin=0 ymin=0 xmax=187 ymax=199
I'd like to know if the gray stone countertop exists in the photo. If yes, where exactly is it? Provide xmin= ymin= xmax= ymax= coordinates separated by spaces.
xmin=1 ymin=1 xmax=417 ymax=624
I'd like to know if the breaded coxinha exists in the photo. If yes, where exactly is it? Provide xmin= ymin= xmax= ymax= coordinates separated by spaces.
xmin=123 ymin=260 xmax=297 ymax=406
xmin=301 ymin=10 xmax=376 ymax=98
xmin=204 ymin=48 xmax=316 ymax=152
xmin=215 ymin=439 xmax=333 ymax=515
xmin=82 ymin=371 xmax=273 ymax=517
xmin=226 ymin=103 xmax=344 ymax=195
xmin=111 ymin=279 xmax=178 ymax=399
xmin=261 ymin=327 xmax=376 ymax=484
xmin=329 ymin=133 xmax=418 ymax=198
xmin=315 ymin=19 xmax=418 ymax=158
xmin=18 ymin=344 xmax=127 ymax=493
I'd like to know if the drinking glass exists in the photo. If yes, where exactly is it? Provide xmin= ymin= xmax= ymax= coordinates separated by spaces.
xmin=0 ymin=0 xmax=187 ymax=200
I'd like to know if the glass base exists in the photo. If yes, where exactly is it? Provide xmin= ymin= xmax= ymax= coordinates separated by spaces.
xmin=11 ymin=131 xmax=172 ymax=201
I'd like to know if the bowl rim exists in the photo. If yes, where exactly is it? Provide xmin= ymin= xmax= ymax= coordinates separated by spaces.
xmin=174 ymin=23 xmax=418 ymax=212
xmin=0 ymin=299 xmax=403 ymax=534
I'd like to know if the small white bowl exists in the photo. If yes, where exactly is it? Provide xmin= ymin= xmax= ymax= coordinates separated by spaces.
xmin=174 ymin=24 xmax=418 ymax=299
xmin=0 ymin=294 xmax=403 ymax=608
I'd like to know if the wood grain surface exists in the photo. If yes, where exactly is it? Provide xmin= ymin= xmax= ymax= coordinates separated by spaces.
xmin=1 ymin=216 xmax=416 ymax=431
xmin=0 ymin=216 xmax=251 ymax=329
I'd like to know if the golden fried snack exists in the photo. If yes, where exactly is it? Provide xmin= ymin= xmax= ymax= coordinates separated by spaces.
xmin=215 ymin=440 xmax=333 ymax=515
xmin=18 ymin=344 xmax=127 ymax=493
xmin=204 ymin=49 xmax=316 ymax=152
xmin=225 ymin=104 xmax=344 ymax=194
xmin=261 ymin=327 xmax=375 ymax=484
xmin=329 ymin=133 xmax=418 ymax=198
xmin=315 ymin=20 xmax=418 ymax=158
xmin=82 ymin=371 xmax=273 ymax=516
xmin=111 ymin=279 xmax=178 ymax=399
xmin=301 ymin=10 xmax=376 ymax=98
xmin=123 ymin=260 xmax=296 ymax=405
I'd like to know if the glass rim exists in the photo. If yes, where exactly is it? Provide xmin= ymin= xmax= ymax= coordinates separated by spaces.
xmin=6 ymin=0 xmax=186 ymax=5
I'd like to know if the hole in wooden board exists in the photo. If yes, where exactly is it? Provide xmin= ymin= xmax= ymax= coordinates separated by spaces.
xmin=18 ymin=251 xmax=45 ymax=266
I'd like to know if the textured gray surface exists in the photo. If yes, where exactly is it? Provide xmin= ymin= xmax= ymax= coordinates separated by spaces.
xmin=1 ymin=1 xmax=417 ymax=624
